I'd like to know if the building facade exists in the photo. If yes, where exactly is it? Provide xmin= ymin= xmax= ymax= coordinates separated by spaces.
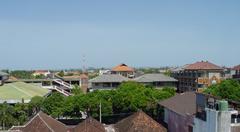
xmin=193 ymin=93 xmax=240 ymax=132
xmin=111 ymin=63 xmax=135 ymax=78
xmin=233 ymin=65 xmax=240 ymax=80
xmin=172 ymin=61 xmax=224 ymax=92
xmin=158 ymin=92 xmax=196 ymax=132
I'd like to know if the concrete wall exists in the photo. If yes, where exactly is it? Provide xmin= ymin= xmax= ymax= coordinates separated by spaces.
xmin=193 ymin=108 xmax=231 ymax=132
xmin=166 ymin=109 xmax=194 ymax=132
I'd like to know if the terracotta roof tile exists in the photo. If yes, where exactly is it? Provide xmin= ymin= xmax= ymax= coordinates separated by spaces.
xmin=72 ymin=117 xmax=105 ymax=132
xmin=185 ymin=61 xmax=223 ymax=70
xmin=112 ymin=64 xmax=134 ymax=72
xmin=114 ymin=111 xmax=167 ymax=132
xmin=9 ymin=111 xmax=68 ymax=132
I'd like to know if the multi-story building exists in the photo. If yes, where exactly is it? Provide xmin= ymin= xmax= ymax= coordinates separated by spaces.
xmin=172 ymin=61 xmax=224 ymax=92
xmin=233 ymin=65 xmax=240 ymax=80
xmin=194 ymin=92 xmax=240 ymax=132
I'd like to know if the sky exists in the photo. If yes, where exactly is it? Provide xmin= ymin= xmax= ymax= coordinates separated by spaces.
xmin=0 ymin=0 xmax=240 ymax=69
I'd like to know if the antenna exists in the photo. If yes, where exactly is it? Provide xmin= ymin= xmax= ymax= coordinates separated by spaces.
xmin=82 ymin=54 xmax=86 ymax=73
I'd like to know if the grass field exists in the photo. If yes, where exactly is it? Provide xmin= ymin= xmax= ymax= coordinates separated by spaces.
xmin=0 ymin=82 xmax=49 ymax=100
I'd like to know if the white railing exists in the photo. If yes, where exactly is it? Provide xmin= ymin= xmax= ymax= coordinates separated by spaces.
xmin=52 ymin=86 xmax=71 ymax=96
xmin=53 ymin=79 xmax=72 ymax=89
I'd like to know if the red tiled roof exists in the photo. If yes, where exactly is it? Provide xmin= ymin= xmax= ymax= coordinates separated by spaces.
xmin=185 ymin=61 xmax=223 ymax=70
xmin=233 ymin=65 xmax=240 ymax=70
xmin=114 ymin=111 xmax=167 ymax=132
xmin=9 ymin=111 xmax=68 ymax=132
xmin=73 ymin=117 xmax=105 ymax=132
xmin=112 ymin=64 xmax=134 ymax=72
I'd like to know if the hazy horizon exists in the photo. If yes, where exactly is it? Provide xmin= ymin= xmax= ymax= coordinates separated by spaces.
xmin=1 ymin=1 xmax=240 ymax=69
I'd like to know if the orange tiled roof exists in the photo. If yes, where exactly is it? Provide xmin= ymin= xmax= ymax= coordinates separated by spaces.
xmin=112 ymin=64 xmax=134 ymax=72
xmin=185 ymin=61 xmax=223 ymax=70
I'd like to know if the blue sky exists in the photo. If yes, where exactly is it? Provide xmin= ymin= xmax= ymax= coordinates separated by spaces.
xmin=0 ymin=0 xmax=239 ymax=69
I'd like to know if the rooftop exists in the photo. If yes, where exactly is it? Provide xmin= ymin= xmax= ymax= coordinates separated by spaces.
xmin=112 ymin=63 xmax=134 ymax=72
xmin=185 ymin=61 xmax=223 ymax=70
xmin=0 ymin=82 xmax=49 ymax=103
xmin=10 ymin=111 xmax=67 ymax=132
xmin=159 ymin=92 xmax=196 ymax=116
xmin=73 ymin=117 xmax=105 ymax=132
xmin=134 ymin=73 xmax=178 ymax=83
xmin=233 ymin=65 xmax=240 ymax=70
xmin=89 ymin=74 xmax=129 ymax=83
xmin=0 ymin=71 xmax=8 ymax=76
xmin=114 ymin=111 xmax=167 ymax=132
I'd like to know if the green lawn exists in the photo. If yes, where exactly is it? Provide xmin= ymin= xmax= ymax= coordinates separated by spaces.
xmin=0 ymin=82 xmax=49 ymax=100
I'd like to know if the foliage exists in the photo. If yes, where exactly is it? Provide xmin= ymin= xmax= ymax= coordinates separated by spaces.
xmin=72 ymin=85 xmax=83 ymax=95
xmin=58 ymin=71 xmax=64 ymax=77
xmin=163 ymin=70 xmax=171 ymax=76
xmin=0 ymin=81 xmax=176 ymax=129
xmin=0 ymin=102 xmax=17 ymax=130
xmin=204 ymin=79 xmax=240 ymax=101
xmin=35 ymin=74 xmax=46 ymax=79
xmin=42 ymin=93 xmax=65 ymax=118
xmin=10 ymin=70 xmax=34 ymax=79
xmin=28 ymin=96 xmax=44 ymax=114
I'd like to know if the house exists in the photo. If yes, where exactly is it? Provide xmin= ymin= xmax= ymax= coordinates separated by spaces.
xmin=32 ymin=70 xmax=51 ymax=77
xmin=172 ymin=61 xmax=224 ymax=92
xmin=9 ymin=111 xmax=68 ymax=132
xmin=0 ymin=71 xmax=9 ymax=85
xmin=114 ymin=111 xmax=167 ymax=132
xmin=9 ymin=111 xmax=105 ymax=132
xmin=158 ymin=92 xmax=196 ymax=132
xmin=99 ymin=69 xmax=111 ymax=75
xmin=193 ymin=92 xmax=240 ymax=132
xmin=134 ymin=73 xmax=178 ymax=88
xmin=232 ymin=65 xmax=240 ymax=80
xmin=89 ymin=74 xmax=129 ymax=90
xmin=72 ymin=117 xmax=105 ymax=132
xmin=111 ymin=64 xmax=135 ymax=78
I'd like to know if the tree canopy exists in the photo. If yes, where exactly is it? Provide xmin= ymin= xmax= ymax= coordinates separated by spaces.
xmin=204 ymin=79 xmax=240 ymax=101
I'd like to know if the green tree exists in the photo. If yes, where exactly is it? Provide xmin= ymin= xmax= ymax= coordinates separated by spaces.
xmin=28 ymin=96 xmax=44 ymax=114
xmin=14 ymin=103 xmax=28 ymax=125
xmin=204 ymin=79 xmax=240 ymax=101
xmin=58 ymin=71 xmax=64 ymax=77
xmin=10 ymin=70 xmax=34 ymax=79
xmin=72 ymin=85 xmax=83 ymax=95
xmin=0 ymin=102 xmax=17 ymax=130
xmin=42 ymin=93 xmax=65 ymax=118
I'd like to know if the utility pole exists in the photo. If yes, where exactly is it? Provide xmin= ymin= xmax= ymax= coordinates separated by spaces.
xmin=99 ymin=101 xmax=102 ymax=123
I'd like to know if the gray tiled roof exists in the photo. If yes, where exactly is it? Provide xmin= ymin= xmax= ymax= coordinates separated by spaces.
xmin=134 ymin=74 xmax=178 ymax=83
xmin=89 ymin=74 xmax=129 ymax=83
xmin=159 ymin=92 xmax=196 ymax=116
xmin=0 ymin=71 xmax=8 ymax=76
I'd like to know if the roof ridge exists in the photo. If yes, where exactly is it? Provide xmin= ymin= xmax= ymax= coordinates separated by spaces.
xmin=38 ymin=113 xmax=55 ymax=132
